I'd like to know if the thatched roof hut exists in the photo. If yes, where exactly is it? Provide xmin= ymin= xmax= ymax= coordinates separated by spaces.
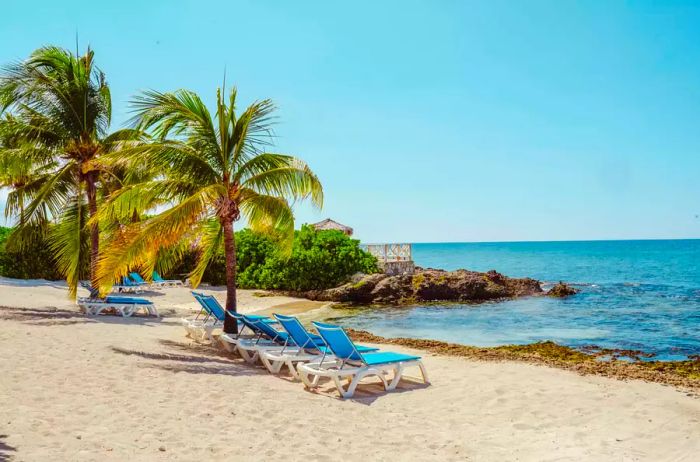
xmin=311 ymin=218 xmax=353 ymax=236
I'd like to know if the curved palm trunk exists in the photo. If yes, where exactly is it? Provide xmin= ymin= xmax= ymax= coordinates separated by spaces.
xmin=85 ymin=173 xmax=100 ymax=290
xmin=222 ymin=219 xmax=239 ymax=334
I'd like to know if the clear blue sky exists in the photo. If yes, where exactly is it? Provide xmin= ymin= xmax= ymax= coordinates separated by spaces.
xmin=2 ymin=0 xmax=699 ymax=242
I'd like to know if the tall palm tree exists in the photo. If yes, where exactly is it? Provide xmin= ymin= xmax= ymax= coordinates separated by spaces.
xmin=0 ymin=46 xmax=138 ymax=296
xmin=97 ymin=87 xmax=323 ymax=333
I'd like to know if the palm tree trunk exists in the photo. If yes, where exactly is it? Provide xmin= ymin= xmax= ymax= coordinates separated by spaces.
xmin=85 ymin=173 xmax=100 ymax=290
xmin=222 ymin=219 xmax=238 ymax=334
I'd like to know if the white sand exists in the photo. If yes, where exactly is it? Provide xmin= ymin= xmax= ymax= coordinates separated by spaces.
xmin=0 ymin=278 xmax=698 ymax=461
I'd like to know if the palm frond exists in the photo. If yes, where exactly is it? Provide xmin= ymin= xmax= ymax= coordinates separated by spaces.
xmin=239 ymin=156 xmax=323 ymax=208
xmin=48 ymin=195 xmax=88 ymax=298
xmin=96 ymin=185 xmax=217 ymax=293
xmin=188 ymin=219 xmax=223 ymax=288
xmin=240 ymin=192 xmax=295 ymax=254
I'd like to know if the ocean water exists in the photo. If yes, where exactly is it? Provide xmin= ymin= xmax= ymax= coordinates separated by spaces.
xmin=333 ymin=240 xmax=700 ymax=360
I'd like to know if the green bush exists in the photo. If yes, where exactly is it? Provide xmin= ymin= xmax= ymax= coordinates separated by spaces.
xmin=0 ymin=226 xmax=64 ymax=280
xmin=166 ymin=225 xmax=378 ymax=290
xmin=248 ymin=225 xmax=378 ymax=291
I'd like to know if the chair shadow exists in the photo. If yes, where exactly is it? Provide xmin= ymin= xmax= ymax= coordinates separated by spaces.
xmin=0 ymin=434 xmax=16 ymax=462
xmin=0 ymin=278 xmax=67 ymax=289
xmin=110 ymin=342 xmax=265 ymax=377
xmin=94 ymin=316 xmax=180 ymax=327
xmin=0 ymin=306 xmax=179 ymax=327
xmin=0 ymin=307 xmax=96 ymax=326
xmin=301 ymin=375 xmax=431 ymax=405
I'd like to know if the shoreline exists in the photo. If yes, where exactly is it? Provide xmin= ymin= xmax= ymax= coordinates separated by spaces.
xmin=344 ymin=328 xmax=700 ymax=394
xmin=2 ymin=276 xmax=697 ymax=393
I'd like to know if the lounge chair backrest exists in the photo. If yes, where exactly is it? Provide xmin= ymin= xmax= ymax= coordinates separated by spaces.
xmin=191 ymin=291 xmax=208 ymax=309
xmin=228 ymin=311 xmax=262 ymax=337
xmin=80 ymin=281 xmax=99 ymax=298
xmin=274 ymin=314 xmax=317 ymax=349
xmin=312 ymin=321 xmax=363 ymax=362
xmin=241 ymin=315 xmax=287 ymax=344
xmin=200 ymin=295 xmax=226 ymax=321
xmin=153 ymin=271 xmax=164 ymax=282
xmin=129 ymin=272 xmax=146 ymax=283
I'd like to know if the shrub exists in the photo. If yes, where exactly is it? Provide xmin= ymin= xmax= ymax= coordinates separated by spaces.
xmin=248 ymin=225 xmax=378 ymax=291
xmin=0 ymin=226 xmax=64 ymax=280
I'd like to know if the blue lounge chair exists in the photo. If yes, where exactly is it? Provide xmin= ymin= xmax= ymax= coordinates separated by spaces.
xmin=129 ymin=272 xmax=150 ymax=286
xmin=296 ymin=321 xmax=429 ymax=398
xmin=111 ymin=276 xmax=144 ymax=294
xmin=182 ymin=292 xmax=270 ymax=342
xmin=259 ymin=314 xmax=378 ymax=378
xmin=79 ymin=280 xmax=156 ymax=317
xmin=220 ymin=313 xmax=291 ymax=363
xmin=78 ymin=288 xmax=157 ymax=317
xmin=153 ymin=271 xmax=183 ymax=287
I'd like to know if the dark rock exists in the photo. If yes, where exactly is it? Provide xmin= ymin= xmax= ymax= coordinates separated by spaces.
xmin=547 ymin=282 xmax=579 ymax=297
xmin=304 ymin=268 xmax=545 ymax=305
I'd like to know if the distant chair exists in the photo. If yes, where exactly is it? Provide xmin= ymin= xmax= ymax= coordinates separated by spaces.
xmin=114 ymin=276 xmax=144 ymax=294
xmin=77 ymin=281 xmax=157 ymax=317
xmin=153 ymin=271 xmax=184 ymax=287
xmin=129 ymin=272 xmax=149 ymax=286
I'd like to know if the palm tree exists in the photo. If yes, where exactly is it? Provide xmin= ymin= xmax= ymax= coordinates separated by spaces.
xmin=97 ymin=87 xmax=323 ymax=333
xmin=0 ymin=46 xmax=138 ymax=296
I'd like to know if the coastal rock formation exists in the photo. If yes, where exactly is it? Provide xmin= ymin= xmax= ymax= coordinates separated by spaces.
xmin=301 ymin=268 xmax=544 ymax=305
xmin=546 ymin=282 xmax=579 ymax=297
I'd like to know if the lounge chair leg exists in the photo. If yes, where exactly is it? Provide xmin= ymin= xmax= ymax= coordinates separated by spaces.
xmin=386 ymin=364 xmax=404 ymax=390
xmin=418 ymin=361 xmax=430 ymax=384
xmin=260 ymin=355 xmax=284 ymax=374
xmin=335 ymin=370 xmax=387 ymax=399
xmin=285 ymin=360 xmax=300 ymax=380
xmin=220 ymin=338 xmax=237 ymax=353
xmin=237 ymin=347 xmax=258 ymax=364
xmin=297 ymin=366 xmax=321 ymax=390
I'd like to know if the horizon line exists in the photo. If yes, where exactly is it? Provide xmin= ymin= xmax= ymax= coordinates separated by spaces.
xmin=360 ymin=237 xmax=700 ymax=245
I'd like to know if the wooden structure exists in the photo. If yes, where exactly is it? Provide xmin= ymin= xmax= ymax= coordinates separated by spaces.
xmin=362 ymin=243 xmax=415 ymax=275
xmin=311 ymin=218 xmax=353 ymax=236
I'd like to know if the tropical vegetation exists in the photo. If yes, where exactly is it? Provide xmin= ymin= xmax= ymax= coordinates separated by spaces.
xmin=93 ymin=86 xmax=324 ymax=333
xmin=0 ymin=224 xmax=377 ymax=290
xmin=0 ymin=45 xmax=382 ymax=333
xmin=170 ymin=226 xmax=378 ymax=290
xmin=0 ymin=46 xmax=143 ymax=296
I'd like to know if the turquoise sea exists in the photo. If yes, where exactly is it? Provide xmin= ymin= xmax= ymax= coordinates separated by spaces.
xmin=333 ymin=240 xmax=700 ymax=361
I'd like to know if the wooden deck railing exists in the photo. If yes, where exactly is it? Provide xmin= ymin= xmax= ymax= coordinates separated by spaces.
xmin=361 ymin=243 xmax=413 ymax=262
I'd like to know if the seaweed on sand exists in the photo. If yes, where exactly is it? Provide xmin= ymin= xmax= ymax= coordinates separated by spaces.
xmin=345 ymin=329 xmax=700 ymax=392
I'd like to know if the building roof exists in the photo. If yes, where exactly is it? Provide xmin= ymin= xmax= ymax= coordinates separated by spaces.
xmin=311 ymin=218 xmax=353 ymax=235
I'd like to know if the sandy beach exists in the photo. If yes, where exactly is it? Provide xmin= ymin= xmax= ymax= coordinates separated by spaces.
xmin=0 ymin=277 xmax=698 ymax=461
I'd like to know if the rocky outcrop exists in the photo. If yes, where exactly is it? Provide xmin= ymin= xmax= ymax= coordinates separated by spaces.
xmin=300 ymin=268 xmax=545 ymax=305
xmin=546 ymin=282 xmax=579 ymax=297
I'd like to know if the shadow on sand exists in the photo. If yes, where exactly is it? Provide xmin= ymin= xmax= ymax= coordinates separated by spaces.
xmin=0 ymin=306 xmax=179 ymax=327
xmin=110 ymin=341 xmax=265 ymax=378
xmin=300 ymin=375 xmax=431 ymax=405
xmin=153 ymin=337 xmax=430 ymax=404
xmin=0 ymin=434 xmax=16 ymax=462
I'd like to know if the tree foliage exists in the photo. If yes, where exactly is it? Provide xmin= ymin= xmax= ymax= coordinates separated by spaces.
xmin=0 ymin=46 xmax=143 ymax=297
xmin=97 ymin=86 xmax=323 ymax=320
xmin=169 ymin=225 xmax=379 ymax=290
